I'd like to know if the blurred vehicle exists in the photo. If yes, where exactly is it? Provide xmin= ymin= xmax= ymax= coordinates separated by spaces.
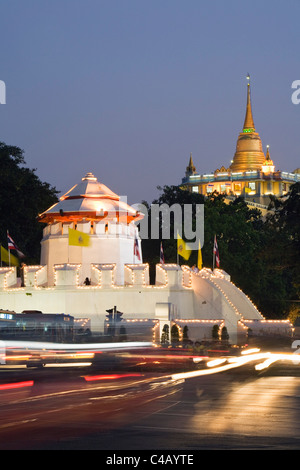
xmin=0 ymin=310 xmax=74 ymax=343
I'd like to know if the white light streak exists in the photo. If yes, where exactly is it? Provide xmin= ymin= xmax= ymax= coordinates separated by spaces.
xmin=206 ymin=358 xmax=227 ymax=368
xmin=241 ymin=348 xmax=261 ymax=355
xmin=172 ymin=352 xmax=300 ymax=381
xmin=4 ymin=340 xmax=152 ymax=352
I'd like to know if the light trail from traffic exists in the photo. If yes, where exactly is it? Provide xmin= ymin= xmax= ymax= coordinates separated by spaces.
xmin=172 ymin=350 xmax=300 ymax=380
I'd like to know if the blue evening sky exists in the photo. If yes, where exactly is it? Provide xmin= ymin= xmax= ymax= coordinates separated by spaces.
xmin=0 ymin=0 xmax=299 ymax=204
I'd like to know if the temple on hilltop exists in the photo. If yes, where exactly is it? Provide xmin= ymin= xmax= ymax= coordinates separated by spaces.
xmin=181 ymin=76 xmax=300 ymax=213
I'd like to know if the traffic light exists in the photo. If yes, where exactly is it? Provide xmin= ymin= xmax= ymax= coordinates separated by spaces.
xmin=104 ymin=307 xmax=123 ymax=336
xmin=106 ymin=306 xmax=123 ymax=322
xmin=105 ymin=308 xmax=113 ymax=322
xmin=105 ymin=308 xmax=114 ymax=335
xmin=115 ymin=310 xmax=123 ymax=322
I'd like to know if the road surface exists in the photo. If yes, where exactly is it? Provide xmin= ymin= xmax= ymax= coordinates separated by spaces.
xmin=1 ymin=363 xmax=300 ymax=449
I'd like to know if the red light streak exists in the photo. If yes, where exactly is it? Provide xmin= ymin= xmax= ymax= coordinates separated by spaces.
xmin=0 ymin=381 xmax=34 ymax=391
xmin=164 ymin=354 xmax=209 ymax=360
xmin=83 ymin=373 xmax=143 ymax=382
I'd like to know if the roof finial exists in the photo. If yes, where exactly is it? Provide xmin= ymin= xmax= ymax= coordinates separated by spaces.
xmin=189 ymin=152 xmax=194 ymax=166
xmin=243 ymin=73 xmax=255 ymax=132
xmin=186 ymin=152 xmax=196 ymax=176
xmin=82 ymin=172 xmax=97 ymax=181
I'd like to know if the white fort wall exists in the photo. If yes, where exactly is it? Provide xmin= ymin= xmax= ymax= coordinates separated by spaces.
xmin=0 ymin=264 xmax=290 ymax=344
xmin=0 ymin=264 xmax=195 ymax=337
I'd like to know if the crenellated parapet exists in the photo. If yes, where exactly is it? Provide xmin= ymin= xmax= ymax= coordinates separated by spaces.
xmin=0 ymin=263 xmax=294 ymax=345
xmin=0 ymin=267 xmax=17 ymax=289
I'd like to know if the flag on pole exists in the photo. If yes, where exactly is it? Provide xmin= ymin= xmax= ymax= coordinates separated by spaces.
xmin=1 ymin=245 xmax=19 ymax=266
xmin=177 ymin=235 xmax=191 ymax=261
xmin=7 ymin=231 xmax=25 ymax=258
xmin=160 ymin=242 xmax=165 ymax=264
xmin=68 ymin=228 xmax=91 ymax=247
xmin=213 ymin=235 xmax=220 ymax=268
xmin=197 ymin=241 xmax=203 ymax=270
xmin=134 ymin=236 xmax=141 ymax=261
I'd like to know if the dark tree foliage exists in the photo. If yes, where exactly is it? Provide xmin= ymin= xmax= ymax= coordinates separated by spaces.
xmin=0 ymin=142 xmax=59 ymax=263
xmin=260 ymin=182 xmax=300 ymax=315
xmin=140 ymin=184 xmax=300 ymax=319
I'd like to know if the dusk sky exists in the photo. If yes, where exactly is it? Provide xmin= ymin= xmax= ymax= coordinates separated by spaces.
xmin=0 ymin=0 xmax=299 ymax=205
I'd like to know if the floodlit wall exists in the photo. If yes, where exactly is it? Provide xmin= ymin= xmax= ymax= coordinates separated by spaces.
xmin=0 ymin=264 xmax=194 ymax=333
xmin=242 ymin=319 xmax=293 ymax=338
xmin=0 ymin=264 xmax=292 ymax=344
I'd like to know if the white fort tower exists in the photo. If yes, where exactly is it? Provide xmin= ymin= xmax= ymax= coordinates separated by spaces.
xmin=0 ymin=172 xmax=293 ymax=344
xmin=38 ymin=172 xmax=144 ymax=286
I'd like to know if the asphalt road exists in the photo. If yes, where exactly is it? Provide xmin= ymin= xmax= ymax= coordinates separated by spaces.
xmin=46 ymin=367 xmax=300 ymax=450
xmin=1 ymin=364 xmax=300 ymax=450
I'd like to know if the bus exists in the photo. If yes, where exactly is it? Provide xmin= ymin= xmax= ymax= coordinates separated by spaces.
xmin=0 ymin=310 xmax=74 ymax=343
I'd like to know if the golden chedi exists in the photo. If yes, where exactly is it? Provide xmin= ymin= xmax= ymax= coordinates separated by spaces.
xmin=230 ymin=75 xmax=266 ymax=172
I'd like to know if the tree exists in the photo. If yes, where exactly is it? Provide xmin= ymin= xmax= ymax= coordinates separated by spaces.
xmin=140 ymin=184 xmax=300 ymax=319
xmin=161 ymin=323 xmax=170 ymax=345
xmin=0 ymin=142 xmax=59 ymax=263
xmin=258 ymin=182 xmax=300 ymax=316
xmin=183 ymin=325 xmax=189 ymax=342
xmin=171 ymin=324 xmax=180 ymax=344
xmin=140 ymin=185 xmax=205 ymax=271
xmin=212 ymin=324 xmax=219 ymax=340
xmin=221 ymin=326 xmax=229 ymax=341
xmin=274 ymin=183 xmax=300 ymax=298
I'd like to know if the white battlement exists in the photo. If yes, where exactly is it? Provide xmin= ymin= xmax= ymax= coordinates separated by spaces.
xmin=0 ymin=267 xmax=17 ymax=288
xmin=0 ymin=264 xmax=293 ymax=344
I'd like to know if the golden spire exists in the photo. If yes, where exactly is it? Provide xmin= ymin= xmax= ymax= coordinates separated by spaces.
xmin=243 ymin=74 xmax=255 ymax=132
xmin=188 ymin=153 xmax=195 ymax=169
xmin=230 ymin=75 xmax=266 ymax=172
xmin=186 ymin=152 xmax=196 ymax=176
xmin=262 ymin=145 xmax=275 ymax=173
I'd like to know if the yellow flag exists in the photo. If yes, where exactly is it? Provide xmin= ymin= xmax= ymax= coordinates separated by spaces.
xmin=1 ymin=246 xmax=19 ymax=266
xmin=68 ymin=228 xmax=91 ymax=247
xmin=245 ymin=187 xmax=252 ymax=193
xmin=177 ymin=235 xmax=191 ymax=260
xmin=197 ymin=241 xmax=203 ymax=270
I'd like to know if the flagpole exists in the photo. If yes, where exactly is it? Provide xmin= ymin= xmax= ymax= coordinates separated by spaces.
xmin=212 ymin=235 xmax=215 ymax=272
xmin=67 ymin=228 xmax=70 ymax=264
xmin=7 ymin=231 xmax=10 ymax=267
